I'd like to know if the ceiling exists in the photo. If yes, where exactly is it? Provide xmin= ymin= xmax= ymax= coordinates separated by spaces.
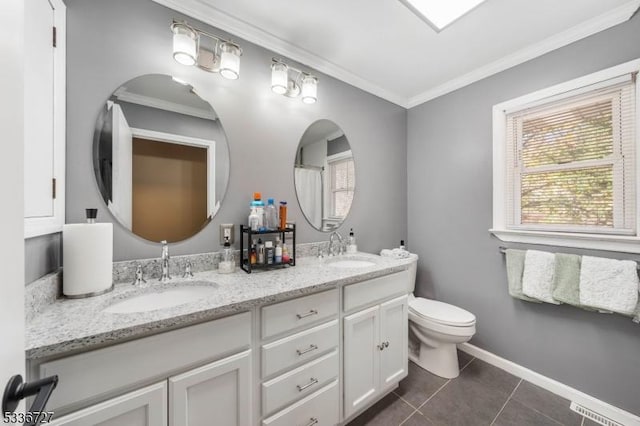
xmin=153 ymin=0 xmax=640 ymax=108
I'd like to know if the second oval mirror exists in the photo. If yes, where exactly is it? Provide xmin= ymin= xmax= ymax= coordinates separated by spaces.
xmin=295 ymin=120 xmax=355 ymax=231
xmin=93 ymin=74 xmax=230 ymax=243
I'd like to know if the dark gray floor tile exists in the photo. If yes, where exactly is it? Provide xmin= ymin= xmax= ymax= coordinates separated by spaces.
xmin=419 ymin=360 xmax=519 ymax=425
xmin=402 ymin=411 xmax=436 ymax=425
xmin=512 ymin=381 xmax=582 ymax=425
xmin=457 ymin=350 xmax=474 ymax=369
xmin=347 ymin=393 xmax=415 ymax=426
xmin=493 ymin=400 xmax=561 ymax=426
xmin=395 ymin=361 xmax=448 ymax=408
xmin=456 ymin=359 xmax=520 ymax=394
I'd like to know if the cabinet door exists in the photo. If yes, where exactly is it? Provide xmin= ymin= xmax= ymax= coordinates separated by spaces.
xmin=343 ymin=305 xmax=379 ymax=419
xmin=49 ymin=382 xmax=167 ymax=426
xmin=379 ymin=295 xmax=409 ymax=389
xmin=169 ymin=350 xmax=251 ymax=426
xmin=24 ymin=0 xmax=65 ymax=237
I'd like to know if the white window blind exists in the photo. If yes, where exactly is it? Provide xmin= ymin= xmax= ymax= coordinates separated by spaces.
xmin=505 ymin=75 xmax=636 ymax=235
xmin=329 ymin=157 xmax=355 ymax=218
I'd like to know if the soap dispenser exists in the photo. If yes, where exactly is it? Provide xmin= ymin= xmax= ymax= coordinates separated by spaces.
xmin=218 ymin=236 xmax=236 ymax=274
xmin=347 ymin=228 xmax=357 ymax=254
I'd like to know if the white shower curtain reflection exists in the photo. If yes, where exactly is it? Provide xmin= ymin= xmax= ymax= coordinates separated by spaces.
xmin=295 ymin=167 xmax=322 ymax=229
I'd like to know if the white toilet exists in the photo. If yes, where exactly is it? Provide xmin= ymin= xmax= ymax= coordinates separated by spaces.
xmin=406 ymin=255 xmax=476 ymax=379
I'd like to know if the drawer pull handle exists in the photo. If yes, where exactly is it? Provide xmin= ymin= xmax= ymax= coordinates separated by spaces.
xmin=296 ymin=377 xmax=319 ymax=392
xmin=296 ymin=344 xmax=319 ymax=356
xmin=296 ymin=309 xmax=318 ymax=319
xmin=303 ymin=418 xmax=319 ymax=426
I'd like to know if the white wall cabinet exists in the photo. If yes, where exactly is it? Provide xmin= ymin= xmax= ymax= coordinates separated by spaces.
xmin=343 ymin=294 xmax=408 ymax=419
xmin=24 ymin=0 xmax=66 ymax=238
xmin=48 ymin=382 xmax=167 ymax=426
xmin=169 ymin=350 xmax=251 ymax=426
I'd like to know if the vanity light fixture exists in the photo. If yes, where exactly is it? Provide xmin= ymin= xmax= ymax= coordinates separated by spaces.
xmin=271 ymin=58 xmax=318 ymax=104
xmin=171 ymin=20 xmax=243 ymax=80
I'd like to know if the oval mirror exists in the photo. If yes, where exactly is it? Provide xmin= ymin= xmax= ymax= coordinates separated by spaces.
xmin=295 ymin=120 xmax=355 ymax=232
xmin=93 ymin=74 xmax=230 ymax=243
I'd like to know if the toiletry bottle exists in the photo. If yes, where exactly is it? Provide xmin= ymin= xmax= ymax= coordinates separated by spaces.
xmin=282 ymin=242 xmax=290 ymax=264
xmin=257 ymin=238 xmax=265 ymax=264
xmin=274 ymin=237 xmax=283 ymax=264
xmin=279 ymin=201 xmax=288 ymax=230
xmin=399 ymin=240 xmax=406 ymax=251
xmin=265 ymin=198 xmax=278 ymax=230
xmin=265 ymin=241 xmax=274 ymax=265
xmin=347 ymin=228 xmax=357 ymax=254
xmin=248 ymin=205 xmax=260 ymax=232
xmin=250 ymin=239 xmax=257 ymax=265
xmin=254 ymin=192 xmax=266 ymax=231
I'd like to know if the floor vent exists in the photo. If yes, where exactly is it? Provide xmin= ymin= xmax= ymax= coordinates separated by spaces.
xmin=570 ymin=402 xmax=622 ymax=426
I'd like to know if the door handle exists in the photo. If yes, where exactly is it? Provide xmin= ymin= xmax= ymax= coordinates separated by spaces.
xmin=2 ymin=374 xmax=58 ymax=426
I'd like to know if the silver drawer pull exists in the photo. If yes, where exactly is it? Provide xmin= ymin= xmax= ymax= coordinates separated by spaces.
xmin=296 ymin=344 xmax=319 ymax=356
xmin=296 ymin=309 xmax=318 ymax=319
xmin=303 ymin=418 xmax=319 ymax=426
xmin=296 ymin=377 xmax=319 ymax=392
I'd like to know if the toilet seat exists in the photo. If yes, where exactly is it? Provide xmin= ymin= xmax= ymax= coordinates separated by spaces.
xmin=409 ymin=297 xmax=476 ymax=327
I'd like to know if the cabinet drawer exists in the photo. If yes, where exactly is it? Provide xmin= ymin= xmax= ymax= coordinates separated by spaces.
xmin=262 ymin=320 xmax=338 ymax=378
xmin=262 ymin=380 xmax=339 ymax=426
xmin=262 ymin=350 xmax=338 ymax=416
xmin=262 ymin=289 xmax=338 ymax=339
xmin=343 ymin=271 xmax=407 ymax=312
xmin=39 ymin=312 xmax=251 ymax=413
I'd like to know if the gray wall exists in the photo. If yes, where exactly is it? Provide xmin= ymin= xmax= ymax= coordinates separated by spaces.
xmin=407 ymin=14 xmax=640 ymax=414
xmin=25 ymin=234 xmax=61 ymax=284
xmin=63 ymin=0 xmax=407 ymax=261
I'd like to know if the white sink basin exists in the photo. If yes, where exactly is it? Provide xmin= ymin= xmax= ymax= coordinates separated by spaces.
xmin=103 ymin=286 xmax=218 ymax=314
xmin=327 ymin=259 xmax=377 ymax=269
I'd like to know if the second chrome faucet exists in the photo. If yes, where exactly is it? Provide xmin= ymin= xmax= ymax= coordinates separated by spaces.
xmin=160 ymin=240 xmax=171 ymax=282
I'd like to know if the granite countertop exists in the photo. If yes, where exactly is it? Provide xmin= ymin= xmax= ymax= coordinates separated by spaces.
xmin=26 ymin=253 xmax=414 ymax=360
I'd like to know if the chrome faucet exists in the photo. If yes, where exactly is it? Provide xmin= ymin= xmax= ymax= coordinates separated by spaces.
xmin=160 ymin=240 xmax=171 ymax=282
xmin=328 ymin=231 xmax=344 ymax=256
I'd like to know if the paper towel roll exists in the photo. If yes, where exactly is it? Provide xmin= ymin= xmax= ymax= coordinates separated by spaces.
xmin=63 ymin=223 xmax=113 ymax=297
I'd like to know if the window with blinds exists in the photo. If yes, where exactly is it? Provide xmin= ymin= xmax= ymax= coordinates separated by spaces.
xmin=329 ymin=157 xmax=355 ymax=218
xmin=505 ymin=76 xmax=636 ymax=234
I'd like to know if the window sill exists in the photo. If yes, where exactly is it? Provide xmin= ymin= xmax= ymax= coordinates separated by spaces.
xmin=489 ymin=228 xmax=640 ymax=254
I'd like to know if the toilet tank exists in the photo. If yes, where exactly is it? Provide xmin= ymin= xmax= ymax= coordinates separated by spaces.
xmin=407 ymin=254 xmax=418 ymax=294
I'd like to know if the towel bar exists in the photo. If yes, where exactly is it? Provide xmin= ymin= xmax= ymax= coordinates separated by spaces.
xmin=498 ymin=246 xmax=640 ymax=270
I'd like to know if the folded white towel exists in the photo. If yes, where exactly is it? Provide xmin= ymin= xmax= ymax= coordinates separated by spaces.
xmin=522 ymin=250 xmax=560 ymax=304
xmin=380 ymin=248 xmax=411 ymax=259
xmin=579 ymin=256 xmax=639 ymax=315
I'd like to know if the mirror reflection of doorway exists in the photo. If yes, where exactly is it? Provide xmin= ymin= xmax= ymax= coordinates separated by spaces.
xmin=132 ymin=138 xmax=208 ymax=242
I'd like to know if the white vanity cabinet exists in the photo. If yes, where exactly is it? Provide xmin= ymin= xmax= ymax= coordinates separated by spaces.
xmin=169 ymin=350 xmax=251 ymax=426
xmin=342 ymin=272 xmax=409 ymax=420
xmin=31 ymin=312 xmax=252 ymax=425
xmin=48 ymin=382 xmax=167 ymax=426
xmin=260 ymin=289 xmax=340 ymax=425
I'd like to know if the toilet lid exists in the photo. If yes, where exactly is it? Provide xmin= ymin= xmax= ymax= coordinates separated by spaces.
xmin=409 ymin=297 xmax=476 ymax=326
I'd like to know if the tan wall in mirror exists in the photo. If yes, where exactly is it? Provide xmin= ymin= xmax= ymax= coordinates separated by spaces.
xmin=132 ymin=138 xmax=208 ymax=242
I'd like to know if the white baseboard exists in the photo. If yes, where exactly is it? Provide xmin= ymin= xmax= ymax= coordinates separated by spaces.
xmin=458 ymin=343 xmax=640 ymax=426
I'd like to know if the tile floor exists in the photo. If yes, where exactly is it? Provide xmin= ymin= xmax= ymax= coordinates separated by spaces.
xmin=347 ymin=351 xmax=595 ymax=426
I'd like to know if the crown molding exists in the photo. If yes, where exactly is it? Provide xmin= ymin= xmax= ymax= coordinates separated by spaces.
xmin=152 ymin=0 xmax=640 ymax=110
xmin=113 ymin=88 xmax=217 ymax=120
xmin=151 ymin=0 xmax=409 ymax=107
xmin=407 ymin=0 xmax=640 ymax=108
